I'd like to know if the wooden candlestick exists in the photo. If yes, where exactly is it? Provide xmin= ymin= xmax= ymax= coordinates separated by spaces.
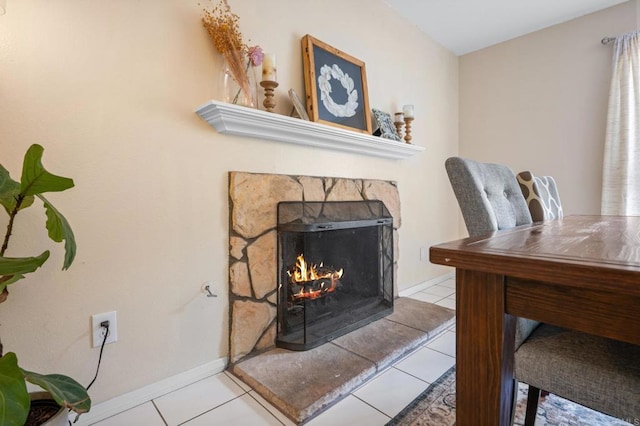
xmin=404 ymin=117 xmax=414 ymax=144
xmin=394 ymin=120 xmax=404 ymax=139
xmin=260 ymin=80 xmax=279 ymax=112
xmin=394 ymin=112 xmax=404 ymax=139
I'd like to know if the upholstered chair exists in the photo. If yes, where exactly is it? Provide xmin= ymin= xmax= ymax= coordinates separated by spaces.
xmin=444 ymin=157 xmax=640 ymax=425
xmin=444 ymin=157 xmax=539 ymax=349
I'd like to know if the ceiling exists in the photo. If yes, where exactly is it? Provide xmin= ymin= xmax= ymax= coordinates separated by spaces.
xmin=384 ymin=0 xmax=629 ymax=55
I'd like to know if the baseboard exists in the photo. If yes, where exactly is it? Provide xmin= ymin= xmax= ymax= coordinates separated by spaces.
xmin=398 ymin=272 xmax=454 ymax=297
xmin=74 ymin=356 xmax=227 ymax=425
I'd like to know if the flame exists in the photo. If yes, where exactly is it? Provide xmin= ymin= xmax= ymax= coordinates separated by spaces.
xmin=288 ymin=254 xmax=343 ymax=301
xmin=290 ymin=254 xmax=343 ymax=282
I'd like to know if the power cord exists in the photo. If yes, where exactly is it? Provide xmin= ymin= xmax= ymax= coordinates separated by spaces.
xmin=86 ymin=320 xmax=110 ymax=391
xmin=72 ymin=321 xmax=110 ymax=424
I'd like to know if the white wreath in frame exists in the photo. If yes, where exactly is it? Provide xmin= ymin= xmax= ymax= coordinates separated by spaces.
xmin=317 ymin=64 xmax=359 ymax=118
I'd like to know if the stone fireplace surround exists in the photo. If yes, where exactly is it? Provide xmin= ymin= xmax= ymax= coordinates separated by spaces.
xmin=228 ymin=171 xmax=401 ymax=364
xmin=227 ymin=172 xmax=456 ymax=424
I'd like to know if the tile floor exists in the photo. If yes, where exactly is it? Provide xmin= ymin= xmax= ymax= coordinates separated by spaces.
xmin=91 ymin=278 xmax=456 ymax=426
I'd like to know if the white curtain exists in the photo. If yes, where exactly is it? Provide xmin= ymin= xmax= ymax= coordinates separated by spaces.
xmin=602 ymin=31 xmax=640 ymax=216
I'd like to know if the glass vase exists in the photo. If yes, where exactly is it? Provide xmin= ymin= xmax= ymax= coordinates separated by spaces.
xmin=219 ymin=51 xmax=258 ymax=108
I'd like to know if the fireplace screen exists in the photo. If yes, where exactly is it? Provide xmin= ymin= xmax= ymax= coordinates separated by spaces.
xmin=277 ymin=201 xmax=394 ymax=350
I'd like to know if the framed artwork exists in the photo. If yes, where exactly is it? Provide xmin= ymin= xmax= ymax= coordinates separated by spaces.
xmin=301 ymin=35 xmax=372 ymax=134
xmin=288 ymin=88 xmax=310 ymax=120
xmin=372 ymin=109 xmax=402 ymax=142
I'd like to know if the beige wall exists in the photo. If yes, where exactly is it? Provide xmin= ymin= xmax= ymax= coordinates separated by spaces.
xmin=0 ymin=0 xmax=459 ymax=405
xmin=459 ymin=1 xmax=637 ymax=215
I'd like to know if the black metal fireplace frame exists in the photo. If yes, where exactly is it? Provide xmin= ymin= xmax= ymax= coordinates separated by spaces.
xmin=276 ymin=200 xmax=394 ymax=351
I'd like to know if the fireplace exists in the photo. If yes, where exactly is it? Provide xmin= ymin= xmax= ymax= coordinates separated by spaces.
xmin=228 ymin=171 xmax=400 ymax=363
xmin=276 ymin=201 xmax=394 ymax=350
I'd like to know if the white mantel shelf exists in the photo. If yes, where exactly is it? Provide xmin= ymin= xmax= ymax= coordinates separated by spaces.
xmin=195 ymin=100 xmax=425 ymax=160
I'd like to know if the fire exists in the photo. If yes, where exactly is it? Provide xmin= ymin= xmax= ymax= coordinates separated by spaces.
xmin=290 ymin=254 xmax=343 ymax=282
xmin=287 ymin=254 xmax=343 ymax=301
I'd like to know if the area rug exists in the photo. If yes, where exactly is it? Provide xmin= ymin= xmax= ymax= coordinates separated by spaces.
xmin=387 ymin=366 xmax=632 ymax=426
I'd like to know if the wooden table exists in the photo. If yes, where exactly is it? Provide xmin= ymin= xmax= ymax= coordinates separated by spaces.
xmin=430 ymin=215 xmax=640 ymax=426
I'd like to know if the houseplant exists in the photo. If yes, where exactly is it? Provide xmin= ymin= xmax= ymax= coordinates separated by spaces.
xmin=0 ymin=144 xmax=90 ymax=424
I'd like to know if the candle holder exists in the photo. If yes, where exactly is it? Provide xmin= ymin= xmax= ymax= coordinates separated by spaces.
xmin=260 ymin=80 xmax=279 ymax=112
xmin=394 ymin=113 xmax=405 ymax=139
xmin=403 ymin=117 xmax=414 ymax=144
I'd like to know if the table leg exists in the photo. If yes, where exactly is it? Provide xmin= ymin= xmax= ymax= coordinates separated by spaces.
xmin=456 ymin=269 xmax=516 ymax=426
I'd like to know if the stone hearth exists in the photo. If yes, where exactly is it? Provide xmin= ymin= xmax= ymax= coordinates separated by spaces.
xmin=228 ymin=172 xmax=401 ymax=363
xmin=230 ymin=297 xmax=455 ymax=424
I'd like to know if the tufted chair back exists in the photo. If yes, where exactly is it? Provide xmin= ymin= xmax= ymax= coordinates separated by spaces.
xmin=444 ymin=157 xmax=532 ymax=238
xmin=445 ymin=157 xmax=538 ymax=349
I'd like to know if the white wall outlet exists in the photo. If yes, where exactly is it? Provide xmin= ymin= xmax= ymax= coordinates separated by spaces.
xmin=91 ymin=311 xmax=118 ymax=348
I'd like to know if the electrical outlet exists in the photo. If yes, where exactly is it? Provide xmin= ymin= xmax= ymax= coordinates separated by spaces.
xmin=91 ymin=311 xmax=118 ymax=348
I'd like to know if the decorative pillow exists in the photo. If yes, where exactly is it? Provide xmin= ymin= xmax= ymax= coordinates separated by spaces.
xmin=517 ymin=171 xmax=563 ymax=222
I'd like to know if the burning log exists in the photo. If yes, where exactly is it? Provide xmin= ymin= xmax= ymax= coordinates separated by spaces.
xmin=287 ymin=254 xmax=343 ymax=302
xmin=290 ymin=276 xmax=341 ymax=301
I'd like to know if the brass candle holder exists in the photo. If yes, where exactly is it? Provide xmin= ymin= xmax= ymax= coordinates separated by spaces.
xmin=403 ymin=117 xmax=414 ymax=144
xmin=260 ymin=80 xmax=279 ymax=112
xmin=394 ymin=112 xmax=405 ymax=140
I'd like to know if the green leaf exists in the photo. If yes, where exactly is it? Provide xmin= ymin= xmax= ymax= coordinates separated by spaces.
xmin=0 ymin=252 xmax=50 ymax=294
xmin=20 ymin=144 xmax=74 ymax=196
xmin=38 ymin=195 xmax=76 ymax=269
xmin=0 ymin=164 xmax=33 ymax=216
xmin=0 ymin=353 xmax=30 ymax=426
xmin=0 ymin=251 xmax=50 ymax=275
xmin=23 ymin=370 xmax=91 ymax=416
xmin=0 ymin=274 xmax=26 ymax=293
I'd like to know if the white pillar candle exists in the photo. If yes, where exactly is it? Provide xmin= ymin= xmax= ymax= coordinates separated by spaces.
xmin=402 ymin=104 xmax=414 ymax=119
xmin=394 ymin=112 xmax=404 ymax=123
xmin=262 ymin=53 xmax=277 ymax=82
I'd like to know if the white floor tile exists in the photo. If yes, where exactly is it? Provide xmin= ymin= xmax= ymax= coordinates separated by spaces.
xmin=439 ymin=278 xmax=456 ymax=289
xmin=225 ymin=371 xmax=252 ymax=392
xmin=426 ymin=330 xmax=456 ymax=357
xmin=153 ymin=373 xmax=245 ymax=426
xmin=353 ymin=368 xmax=429 ymax=417
xmin=248 ymin=391 xmax=297 ymax=426
xmin=351 ymin=364 xmax=394 ymax=393
xmin=435 ymin=297 xmax=456 ymax=310
xmin=394 ymin=347 xmax=455 ymax=383
xmin=91 ymin=402 xmax=164 ymax=426
xmin=182 ymin=394 xmax=282 ymax=426
xmin=305 ymin=395 xmax=390 ymax=426
xmin=407 ymin=291 xmax=442 ymax=304
xmin=422 ymin=285 xmax=455 ymax=297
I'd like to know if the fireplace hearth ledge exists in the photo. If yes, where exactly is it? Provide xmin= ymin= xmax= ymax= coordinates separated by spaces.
xmin=230 ymin=297 xmax=455 ymax=424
